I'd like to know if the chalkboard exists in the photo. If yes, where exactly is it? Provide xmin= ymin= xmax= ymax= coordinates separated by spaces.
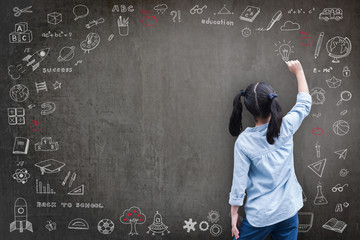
xmin=1 ymin=0 xmax=359 ymax=239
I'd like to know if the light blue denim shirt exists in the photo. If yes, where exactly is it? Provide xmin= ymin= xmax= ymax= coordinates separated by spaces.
xmin=229 ymin=92 xmax=312 ymax=227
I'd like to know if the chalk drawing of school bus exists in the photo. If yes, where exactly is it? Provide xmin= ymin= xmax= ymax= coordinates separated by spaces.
xmin=319 ymin=8 xmax=343 ymax=21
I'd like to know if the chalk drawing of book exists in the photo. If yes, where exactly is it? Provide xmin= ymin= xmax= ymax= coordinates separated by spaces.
xmin=322 ymin=218 xmax=347 ymax=233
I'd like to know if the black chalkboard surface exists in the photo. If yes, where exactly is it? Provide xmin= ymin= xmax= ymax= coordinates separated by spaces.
xmin=1 ymin=0 xmax=359 ymax=239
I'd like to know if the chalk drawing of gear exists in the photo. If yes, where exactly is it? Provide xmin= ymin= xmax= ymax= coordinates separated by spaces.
xmin=199 ymin=221 xmax=209 ymax=231
xmin=41 ymin=102 xmax=56 ymax=115
xmin=207 ymin=210 xmax=220 ymax=223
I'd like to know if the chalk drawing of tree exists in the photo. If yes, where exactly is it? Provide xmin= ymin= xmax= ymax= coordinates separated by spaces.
xmin=120 ymin=206 xmax=146 ymax=235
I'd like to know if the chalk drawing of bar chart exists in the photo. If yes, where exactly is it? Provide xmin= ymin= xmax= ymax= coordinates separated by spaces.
xmin=36 ymin=179 xmax=56 ymax=194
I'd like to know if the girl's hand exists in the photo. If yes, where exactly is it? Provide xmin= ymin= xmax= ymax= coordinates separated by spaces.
xmin=231 ymin=212 xmax=239 ymax=239
xmin=286 ymin=60 xmax=304 ymax=75
xmin=232 ymin=225 xmax=240 ymax=239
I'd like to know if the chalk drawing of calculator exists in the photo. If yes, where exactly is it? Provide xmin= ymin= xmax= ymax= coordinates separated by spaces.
xmin=298 ymin=212 xmax=314 ymax=232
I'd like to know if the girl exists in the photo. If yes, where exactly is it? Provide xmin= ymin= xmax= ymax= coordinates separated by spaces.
xmin=229 ymin=60 xmax=312 ymax=240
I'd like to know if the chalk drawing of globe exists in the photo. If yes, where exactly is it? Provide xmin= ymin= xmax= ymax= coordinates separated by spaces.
xmin=326 ymin=36 xmax=351 ymax=63
xmin=9 ymin=84 xmax=29 ymax=102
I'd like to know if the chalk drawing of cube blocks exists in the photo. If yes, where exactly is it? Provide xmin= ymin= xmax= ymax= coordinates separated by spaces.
xmin=14 ymin=22 xmax=28 ymax=32
xmin=47 ymin=12 xmax=62 ymax=25
xmin=9 ymin=31 xmax=33 ymax=43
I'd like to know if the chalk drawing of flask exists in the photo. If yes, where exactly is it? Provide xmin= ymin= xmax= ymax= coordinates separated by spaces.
xmin=314 ymin=182 xmax=328 ymax=205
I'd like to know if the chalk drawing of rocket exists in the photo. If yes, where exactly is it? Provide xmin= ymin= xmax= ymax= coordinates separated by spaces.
xmin=10 ymin=197 xmax=33 ymax=233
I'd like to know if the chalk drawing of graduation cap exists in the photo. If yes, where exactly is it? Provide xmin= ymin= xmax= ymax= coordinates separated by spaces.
xmin=35 ymin=159 xmax=65 ymax=175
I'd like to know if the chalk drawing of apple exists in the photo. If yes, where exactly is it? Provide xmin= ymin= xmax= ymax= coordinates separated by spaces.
xmin=141 ymin=10 xmax=157 ymax=26
xmin=30 ymin=120 xmax=42 ymax=132
xmin=299 ymin=31 xmax=313 ymax=46
xmin=312 ymin=127 xmax=323 ymax=136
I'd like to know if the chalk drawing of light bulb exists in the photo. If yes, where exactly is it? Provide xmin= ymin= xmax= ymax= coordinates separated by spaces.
xmin=275 ymin=40 xmax=294 ymax=61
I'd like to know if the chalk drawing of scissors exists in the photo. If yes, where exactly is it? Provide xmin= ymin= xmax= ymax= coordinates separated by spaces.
xmin=13 ymin=6 xmax=33 ymax=17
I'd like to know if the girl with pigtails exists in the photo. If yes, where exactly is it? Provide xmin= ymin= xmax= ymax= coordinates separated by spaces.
xmin=229 ymin=60 xmax=312 ymax=240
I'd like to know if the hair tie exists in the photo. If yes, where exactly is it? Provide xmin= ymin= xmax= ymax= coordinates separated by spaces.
xmin=269 ymin=93 xmax=278 ymax=100
xmin=239 ymin=89 xmax=245 ymax=96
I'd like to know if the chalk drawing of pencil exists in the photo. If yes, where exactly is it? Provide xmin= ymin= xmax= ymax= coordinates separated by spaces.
xmin=314 ymin=32 xmax=324 ymax=59
xmin=62 ymin=171 xmax=71 ymax=186
xmin=68 ymin=173 xmax=76 ymax=187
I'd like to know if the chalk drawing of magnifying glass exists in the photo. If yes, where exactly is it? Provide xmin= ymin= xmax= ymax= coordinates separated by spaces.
xmin=336 ymin=90 xmax=352 ymax=106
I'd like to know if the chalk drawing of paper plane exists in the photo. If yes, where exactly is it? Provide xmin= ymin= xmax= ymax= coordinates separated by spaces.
xmin=308 ymin=159 xmax=326 ymax=177
xmin=326 ymin=76 xmax=342 ymax=88
xmin=68 ymin=218 xmax=89 ymax=230
xmin=298 ymin=212 xmax=314 ymax=232
xmin=35 ymin=137 xmax=59 ymax=151
xmin=334 ymin=149 xmax=347 ymax=159
xmin=68 ymin=184 xmax=84 ymax=195
xmin=35 ymin=159 xmax=65 ymax=175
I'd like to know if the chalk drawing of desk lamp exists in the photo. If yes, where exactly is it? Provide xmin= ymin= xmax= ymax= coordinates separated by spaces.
xmin=278 ymin=44 xmax=292 ymax=61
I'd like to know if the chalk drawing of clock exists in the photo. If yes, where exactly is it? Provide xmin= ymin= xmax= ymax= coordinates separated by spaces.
xmin=310 ymin=87 xmax=326 ymax=104
xmin=80 ymin=32 xmax=100 ymax=53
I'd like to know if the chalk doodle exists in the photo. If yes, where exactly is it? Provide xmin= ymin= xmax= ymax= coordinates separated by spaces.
xmin=35 ymin=159 xmax=65 ymax=175
xmin=108 ymin=34 xmax=114 ymax=41
xmin=98 ymin=219 xmax=115 ymax=234
xmin=313 ymin=67 xmax=333 ymax=73
xmin=68 ymin=172 xmax=77 ymax=187
xmin=334 ymin=149 xmax=347 ymax=159
xmin=322 ymin=218 xmax=347 ymax=233
xmin=302 ymin=190 xmax=307 ymax=202
xmin=310 ymin=87 xmax=325 ymax=105
xmin=45 ymin=220 xmax=56 ymax=231
xmin=43 ymin=67 xmax=73 ymax=73
xmin=326 ymin=36 xmax=352 ymax=63
xmin=333 ymin=120 xmax=349 ymax=136
xmin=12 ymin=169 xmax=30 ymax=184
xmin=68 ymin=184 xmax=84 ymax=196
xmin=340 ymin=110 xmax=348 ymax=116
xmin=314 ymin=182 xmax=328 ymax=205
xmin=190 ymin=5 xmax=207 ymax=15
xmin=274 ymin=40 xmax=294 ymax=61
xmin=35 ymin=81 xmax=48 ymax=93
xmin=35 ymin=137 xmax=59 ymax=151
xmin=183 ymin=218 xmax=197 ymax=232
xmin=86 ymin=18 xmax=105 ymax=29
xmin=288 ymin=8 xmax=315 ymax=14
xmin=42 ymin=31 xmax=72 ymax=38
xmin=120 ymin=206 xmax=146 ymax=235
xmin=315 ymin=142 xmax=320 ymax=158
xmin=339 ymin=168 xmax=349 ymax=177
xmin=47 ymin=12 xmax=62 ymax=25
xmin=215 ymin=4 xmax=233 ymax=15
xmin=332 ymin=183 xmax=348 ymax=192
xmin=141 ymin=10 xmax=157 ymax=26
xmin=257 ymin=10 xmax=282 ymax=31
xmin=9 ymin=22 xmax=33 ymax=43
xmin=342 ymin=66 xmax=351 ymax=77
xmin=280 ymin=21 xmax=300 ymax=31
xmin=62 ymin=171 xmax=71 ymax=186
xmin=210 ymin=224 xmax=222 ymax=237
xmin=299 ymin=31 xmax=313 ymax=46
xmin=8 ymin=107 xmax=25 ymax=125
xmin=312 ymin=127 xmax=323 ymax=136
xmin=207 ymin=210 xmax=220 ymax=223
xmin=36 ymin=179 xmax=56 ymax=194
xmin=312 ymin=113 xmax=321 ymax=118
xmin=13 ymin=6 xmax=33 ymax=17
xmin=10 ymin=197 xmax=33 ymax=233
xmin=118 ymin=16 xmax=129 ymax=36
xmin=74 ymin=60 xmax=83 ymax=66
xmin=326 ymin=76 xmax=342 ymax=88
xmin=16 ymin=161 xmax=25 ymax=167
xmin=53 ymin=81 xmax=61 ymax=90
xmin=239 ymin=6 xmax=260 ymax=22
xmin=308 ymin=159 xmax=326 ymax=177
xmin=199 ymin=221 xmax=209 ymax=231
xmin=298 ymin=212 xmax=314 ymax=232
xmin=241 ymin=27 xmax=251 ymax=37
xmin=336 ymin=91 xmax=352 ymax=106
xmin=9 ymin=84 xmax=29 ymax=102
xmin=170 ymin=10 xmax=181 ymax=22
xmin=112 ymin=5 xmax=134 ymax=13
xmin=147 ymin=211 xmax=170 ymax=235
xmin=13 ymin=137 xmax=29 ymax=154
xmin=40 ymin=102 xmax=56 ymax=115
xmin=68 ymin=218 xmax=89 ymax=230
xmin=201 ymin=18 xmax=234 ymax=26
xmin=57 ymin=46 xmax=75 ymax=62
xmin=28 ymin=104 xmax=36 ymax=109
xmin=314 ymin=32 xmax=324 ymax=59
xmin=80 ymin=33 xmax=100 ymax=53
xmin=73 ymin=5 xmax=89 ymax=21
xmin=154 ymin=4 xmax=168 ymax=14
xmin=319 ymin=8 xmax=343 ymax=21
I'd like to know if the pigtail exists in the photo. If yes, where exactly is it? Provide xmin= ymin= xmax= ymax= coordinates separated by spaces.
xmin=266 ymin=94 xmax=283 ymax=144
xmin=229 ymin=90 xmax=245 ymax=137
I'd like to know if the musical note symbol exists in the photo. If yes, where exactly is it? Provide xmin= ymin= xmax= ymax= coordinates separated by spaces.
xmin=74 ymin=60 xmax=82 ymax=66
xmin=24 ymin=48 xmax=31 ymax=53
xmin=28 ymin=104 xmax=36 ymax=109
xmin=16 ymin=161 xmax=24 ymax=166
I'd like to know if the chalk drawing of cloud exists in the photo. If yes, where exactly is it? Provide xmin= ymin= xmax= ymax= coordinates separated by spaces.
xmin=280 ymin=21 xmax=300 ymax=31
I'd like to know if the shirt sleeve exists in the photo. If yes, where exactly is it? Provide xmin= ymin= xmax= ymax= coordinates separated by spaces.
xmin=229 ymin=141 xmax=251 ymax=206
xmin=281 ymin=92 xmax=312 ymax=136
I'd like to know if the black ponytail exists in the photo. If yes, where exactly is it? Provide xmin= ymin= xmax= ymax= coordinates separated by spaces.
xmin=229 ymin=90 xmax=245 ymax=137
xmin=266 ymin=95 xmax=283 ymax=144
